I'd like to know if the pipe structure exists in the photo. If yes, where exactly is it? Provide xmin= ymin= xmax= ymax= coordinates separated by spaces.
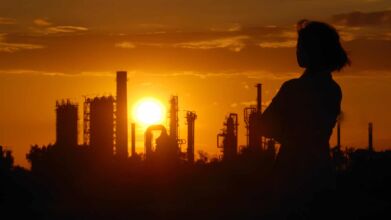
xmin=145 ymin=124 xmax=167 ymax=160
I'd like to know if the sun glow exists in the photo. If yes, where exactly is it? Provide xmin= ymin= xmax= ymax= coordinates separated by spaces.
xmin=133 ymin=98 xmax=166 ymax=127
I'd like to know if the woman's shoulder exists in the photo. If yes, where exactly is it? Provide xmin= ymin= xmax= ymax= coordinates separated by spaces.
xmin=282 ymin=78 xmax=301 ymax=87
xmin=280 ymin=78 xmax=301 ymax=91
xmin=281 ymin=76 xmax=341 ymax=97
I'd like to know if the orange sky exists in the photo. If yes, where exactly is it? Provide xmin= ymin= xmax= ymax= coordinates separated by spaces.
xmin=1 ymin=1 xmax=391 ymax=167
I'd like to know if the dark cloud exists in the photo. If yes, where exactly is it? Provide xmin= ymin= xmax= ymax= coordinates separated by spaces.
xmin=332 ymin=10 xmax=391 ymax=27
xmin=1 ymin=24 xmax=390 ymax=75
xmin=1 ymin=0 xmax=388 ymax=32
xmin=0 ymin=34 xmax=44 ymax=52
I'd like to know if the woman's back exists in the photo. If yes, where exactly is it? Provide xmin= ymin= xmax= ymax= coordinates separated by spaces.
xmin=279 ymin=71 xmax=341 ymax=154
xmin=261 ymin=70 xmax=341 ymax=179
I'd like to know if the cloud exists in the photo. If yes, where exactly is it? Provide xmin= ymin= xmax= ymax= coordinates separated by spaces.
xmin=0 ymin=42 xmax=44 ymax=52
xmin=210 ymin=23 xmax=242 ymax=32
xmin=259 ymin=40 xmax=296 ymax=48
xmin=33 ymin=18 xmax=52 ymax=26
xmin=148 ymin=70 xmax=299 ymax=80
xmin=0 ymin=69 xmax=65 ymax=76
xmin=150 ymin=71 xmax=250 ymax=79
xmin=174 ymin=35 xmax=249 ymax=52
xmin=257 ymin=29 xmax=298 ymax=48
xmin=338 ymin=29 xmax=357 ymax=41
xmin=230 ymin=103 xmax=238 ymax=108
xmin=0 ymin=69 xmax=117 ymax=77
xmin=332 ymin=10 xmax=391 ymax=27
xmin=79 ymin=71 xmax=114 ymax=77
xmin=332 ymin=23 xmax=390 ymax=41
xmin=0 ymin=17 xmax=16 ymax=25
xmin=241 ymin=71 xmax=297 ymax=80
xmin=30 ymin=18 xmax=88 ymax=34
xmin=46 ymin=25 xmax=88 ymax=34
xmin=0 ymin=34 xmax=44 ymax=52
xmin=115 ymin=41 xmax=136 ymax=49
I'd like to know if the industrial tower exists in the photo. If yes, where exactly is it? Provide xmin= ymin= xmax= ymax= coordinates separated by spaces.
xmin=84 ymin=96 xmax=115 ymax=158
xmin=244 ymin=83 xmax=263 ymax=151
xmin=169 ymin=96 xmax=179 ymax=142
xmin=116 ymin=71 xmax=128 ymax=158
xmin=56 ymin=100 xmax=78 ymax=147
xmin=217 ymin=113 xmax=239 ymax=160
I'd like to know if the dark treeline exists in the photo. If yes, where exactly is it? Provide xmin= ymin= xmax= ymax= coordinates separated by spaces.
xmin=0 ymin=143 xmax=390 ymax=219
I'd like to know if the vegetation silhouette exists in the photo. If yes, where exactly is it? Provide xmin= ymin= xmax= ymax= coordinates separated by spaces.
xmin=1 ymin=20 xmax=391 ymax=220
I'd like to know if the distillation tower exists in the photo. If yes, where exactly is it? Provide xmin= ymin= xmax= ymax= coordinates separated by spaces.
xmin=56 ymin=100 xmax=78 ymax=147
xmin=217 ymin=113 xmax=239 ymax=160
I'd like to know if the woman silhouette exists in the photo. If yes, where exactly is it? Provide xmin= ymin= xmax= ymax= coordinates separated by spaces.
xmin=259 ymin=20 xmax=350 ymax=214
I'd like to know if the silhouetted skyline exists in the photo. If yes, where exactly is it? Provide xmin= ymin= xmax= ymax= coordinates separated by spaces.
xmin=1 ymin=1 xmax=391 ymax=169
xmin=1 ymin=2 xmax=391 ymax=218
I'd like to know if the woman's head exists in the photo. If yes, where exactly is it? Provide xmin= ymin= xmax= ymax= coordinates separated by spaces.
xmin=296 ymin=20 xmax=350 ymax=72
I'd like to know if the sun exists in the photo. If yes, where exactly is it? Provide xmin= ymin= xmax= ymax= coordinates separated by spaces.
xmin=133 ymin=97 xmax=166 ymax=127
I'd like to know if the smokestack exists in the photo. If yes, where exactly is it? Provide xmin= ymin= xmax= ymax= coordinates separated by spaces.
xmin=256 ymin=84 xmax=262 ymax=113
xmin=368 ymin=122 xmax=373 ymax=152
xmin=131 ymin=123 xmax=136 ymax=157
xmin=116 ymin=71 xmax=128 ymax=158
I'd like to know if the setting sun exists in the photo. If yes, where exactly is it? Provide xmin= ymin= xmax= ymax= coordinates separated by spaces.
xmin=133 ymin=98 xmax=166 ymax=127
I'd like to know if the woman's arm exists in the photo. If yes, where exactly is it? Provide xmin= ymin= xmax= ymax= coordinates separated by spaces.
xmin=257 ymin=81 xmax=290 ymax=143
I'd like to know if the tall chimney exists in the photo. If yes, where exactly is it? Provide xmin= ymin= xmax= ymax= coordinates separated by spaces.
xmin=256 ymin=84 xmax=262 ymax=113
xmin=116 ymin=71 xmax=128 ymax=158
xmin=368 ymin=122 xmax=373 ymax=152
xmin=131 ymin=123 xmax=136 ymax=157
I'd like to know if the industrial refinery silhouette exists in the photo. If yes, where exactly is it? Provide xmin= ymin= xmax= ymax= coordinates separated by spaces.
xmin=42 ymin=71 xmax=277 ymax=165
xmin=51 ymin=71 xmax=197 ymax=164
xmin=1 ymin=70 xmax=390 ymax=219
